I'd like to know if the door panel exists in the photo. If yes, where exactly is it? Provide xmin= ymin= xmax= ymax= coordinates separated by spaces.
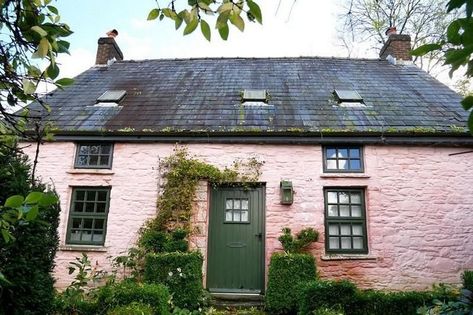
xmin=207 ymin=186 xmax=265 ymax=293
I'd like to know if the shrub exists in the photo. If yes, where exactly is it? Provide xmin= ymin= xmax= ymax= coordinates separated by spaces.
xmin=107 ymin=302 xmax=154 ymax=315
xmin=0 ymin=145 xmax=60 ymax=315
xmin=265 ymin=252 xmax=316 ymax=314
xmin=144 ymin=251 xmax=203 ymax=310
xmin=463 ymin=270 xmax=473 ymax=291
xmin=140 ymin=228 xmax=189 ymax=253
xmin=97 ymin=280 xmax=170 ymax=315
xmin=278 ymin=227 xmax=319 ymax=254
xmin=297 ymin=280 xmax=356 ymax=315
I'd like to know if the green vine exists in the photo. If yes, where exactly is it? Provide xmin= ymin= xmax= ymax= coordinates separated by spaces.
xmin=139 ymin=146 xmax=263 ymax=253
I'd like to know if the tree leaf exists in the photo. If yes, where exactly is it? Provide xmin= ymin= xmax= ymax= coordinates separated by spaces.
xmin=230 ymin=13 xmax=245 ymax=32
xmin=247 ymin=0 xmax=262 ymax=24
xmin=55 ymin=78 xmax=74 ymax=86
xmin=37 ymin=37 xmax=50 ymax=58
xmin=198 ymin=2 xmax=213 ymax=13
xmin=175 ymin=16 xmax=184 ymax=30
xmin=46 ymin=62 xmax=60 ymax=79
xmin=147 ymin=8 xmax=160 ymax=20
xmin=5 ymin=195 xmax=24 ymax=208
xmin=26 ymin=205 xmax=39 ymax=221
xmin=216 ymin=10 xmax=230 ymax=30
xmin=411 ymin=43 xmax=443 ymax=56
xmin=447 ymin=0 xmax=467 ymax=13
xmin=22 ymin=79 xmax=36 ymax=94
xmin=469 ymin=111 xmax=473 ymax=134
xmin=31 ymin=25 xmax=48 ymax=37
xmin=461 ymin=95 xmax=473 ymax=110
xmin=47 ymin=5 xmax=58 ymax=15
xmin=39 ymin=192 xmax=58 ymax=207
xmin=183 ymin=18 xmax=199 ymax=35
xmin=1 ymin=230 xmax=12 ymax=243
xmin=200 ymin=19 xmax=211 ymax=41
xmin=218 ymin=23 xmax=229 ymax=40
xmin=447 ymin=20 xmax=462 ymax=45
xmin=25 ymin=191 xmax=43 ymax=204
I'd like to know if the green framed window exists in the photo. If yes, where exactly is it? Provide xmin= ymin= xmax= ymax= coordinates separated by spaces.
xmin=324 ymin=188 xmax=368 ymax=254
xmin=224 ymin=198 xmax=249 ymax=223
xmin=323 ymin=146 xmax=363 ymax=172
xmin=75 ymin=143 xmax=113 ymax=169
xmin=66 ymin=187 xmax=111 ymax=245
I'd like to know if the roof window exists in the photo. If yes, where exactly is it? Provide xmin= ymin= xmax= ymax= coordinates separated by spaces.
xmin=333 ymin=90 xmax=365 ymax=108
xmin=96 ymin=90 xmax=126 ymax=104
xmin=242 ymin=89 xmax=268 ymax=103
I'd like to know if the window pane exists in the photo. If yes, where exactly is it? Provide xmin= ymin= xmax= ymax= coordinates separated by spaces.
xmin=338 ymin=159 xmax=348 ymax=170
xmin=337 ymin=149 xmax=348 ymax=158
xmin=233 ymin=199 xmax=241 ymax=209
xmin=85 ymin=202 xmax=95 ymax=212
xmin=352 ymin=224 xmax=363 ymax=236
xmin=327 ymin=192 xmax=337 ymax=203
xmin=329 ymin=237 xmax=339 ymax=249
xmin=89 ymin=155 xmax=99 ymax=165
xmin=100 ymin=156 xmax=110 ymax=166
xmin=86 ymin=191 xmax=96 ymax=201
xmin=241 ymin=199 xmax=248 ymax=210
xmin=339 ymin=192 xmax=349 ymax=203
xmin=326 ymin=148 xmax=337 ymax=158
xmin=72 ymin=218 xmax=82 ymax=229
xmin=341 ymin=237 xmax=351 ymax=249
xmin=353 ymin=237 xmax=364 ymax=249
xmin=83 ymin=219 xmax=93 ymax=229
xmin=76 ymin=190 xmax=85 ymax=200
xmin=328 ymin=224 xmax=339 ymax=235
xmin=241 ymin=211 xmax=248 ymax=222
xmin=101 ymin=145 xmax=111 ymax=154
xmin=71 ymin=230 xmax=81 ymax=241
xmin=339 ymin=205 xmax=350 ymax=217
xmin=94 ymin=219 xmax=105 ymax=229
xmin=92 ymin=232 xmax=104 ymax=243
xmin=225 ymin=200 xmax=232 ymax=210
xmin=340 ymin=224 xmax=351 ymax=235
xmin=96 ymin=202 xmax=106 ymax=213
xmin=326 ymin=160 xmax=337 ymax=170
xmin=351 ymin=193 xmax=361 ymax=204
xmin=81 ymin=231 xmax=92 ymax=241
xmin=349 ymin=160 xmax=361 ymax=170
xmin=73 ymin=202 xmax=84 ymax=212
xmin=351 ymin=205 xmax=362 ymax=217
xmin=225 ymin=210 xmax=233 ymax=221
xmin=97 ymin=191 xmax=108 ymax=202
xmin=233 ymin=211 xmax=241 ymax=222
xmin=349 ymin=149 xmax=360 ymax=158
xmin=327 ymin=205 xmax=338 ymax=216
xmin=79 ymin=145 xmax=89 ymax=154
xmin=77 ymin=156 xmax=88 ymax=166
xmin=90 ymin=145 xmax=100 ymax=154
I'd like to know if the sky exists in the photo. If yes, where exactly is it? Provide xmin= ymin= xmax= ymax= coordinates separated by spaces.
xmin=53 ymin=1 xmax=366 ymax=78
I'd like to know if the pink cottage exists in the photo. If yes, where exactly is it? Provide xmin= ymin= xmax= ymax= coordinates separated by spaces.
xmin=24 ymin=33 xmax=473 ymax=293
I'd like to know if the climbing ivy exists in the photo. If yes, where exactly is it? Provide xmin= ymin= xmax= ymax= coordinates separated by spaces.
xmin=139 ymin=146 xmax=263 ymax=252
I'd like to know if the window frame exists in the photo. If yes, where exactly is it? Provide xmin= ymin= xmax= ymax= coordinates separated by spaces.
xmin=324 ymin=188 xmax=368 ymax=254
xmin=323 ymin=145 xmax=364 ymax=173
xmin=65 ymin=186 xmax=111 ymax=246
xmin=74 ymin=143 xmax=114 ymax=169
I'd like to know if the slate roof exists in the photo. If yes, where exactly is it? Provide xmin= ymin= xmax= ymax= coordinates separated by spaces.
xmin=30 ymin=57 xmax=469 ymax=136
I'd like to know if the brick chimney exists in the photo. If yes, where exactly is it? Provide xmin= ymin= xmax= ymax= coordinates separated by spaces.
xmin=95 ymin=29 xmax=123 ymax=65
xmin=379 ymin=27 xmax=412 ymax=62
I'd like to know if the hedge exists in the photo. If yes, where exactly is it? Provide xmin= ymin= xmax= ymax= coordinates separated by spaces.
xmin=463 ymin=270 xmax=473 ymax=292
xmin=97 ymin=281 xmax=170 ymax=315
xmin=144 ymin=251 xmax=203 ymax=310
xmin=107 ymin=302 xmax=154 ymax=315
xmin=265 ymin=253 xmax=316 ymax=314
xmin=298 ymin=280 xmax=457 ymax=315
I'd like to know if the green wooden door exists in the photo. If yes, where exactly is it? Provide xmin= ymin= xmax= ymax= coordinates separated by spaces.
xmin=207 ymin=186 xmax=265 ymax=294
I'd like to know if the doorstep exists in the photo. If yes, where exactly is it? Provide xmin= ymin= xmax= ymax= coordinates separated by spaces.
xmin=210 ymin=292 xmax=264 ymax=308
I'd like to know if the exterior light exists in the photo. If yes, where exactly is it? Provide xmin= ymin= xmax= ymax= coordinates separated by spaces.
xmin=280 ymin=180 xmax=293 ymax=205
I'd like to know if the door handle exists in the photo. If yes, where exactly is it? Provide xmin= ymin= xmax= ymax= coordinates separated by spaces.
xmin=255 ymin=233 xmax=263 ymax=239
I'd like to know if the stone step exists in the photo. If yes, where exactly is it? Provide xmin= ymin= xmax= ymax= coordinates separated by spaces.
xmin=210 ymin=293 xmax=265 ymax=309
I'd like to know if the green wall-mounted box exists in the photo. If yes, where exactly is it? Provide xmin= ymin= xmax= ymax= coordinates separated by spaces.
xmin=280 ymin=180 xmax=293 ymax=205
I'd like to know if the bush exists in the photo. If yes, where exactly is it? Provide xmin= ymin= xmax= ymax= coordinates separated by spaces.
xmin=265 ymin=253 xmax=316 ymax=314
xmin=278 ymin=227 xmax=319 ymax=254
xmin=0 ymin=146 xmax=60 ymax=315
xmin=53 ymin=290 xmax=99 ymax=315
xmin=463 ymin=270 xmax=473 ymax=291
xmin=140 ymin=228 xmax=189 ymax=253
xmin=144 ymin=251 xmax=203 ymax=310
xmin=97 ymin=280 xmax=170 ymax=315
xmin=298 ymin=279 xmax=456 ymax=315
xmin=107 ymin=302 xmax=154 ymax=315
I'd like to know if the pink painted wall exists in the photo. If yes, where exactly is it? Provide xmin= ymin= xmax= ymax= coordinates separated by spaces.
xmin=24 ymin=142 xmax=473 ymax=290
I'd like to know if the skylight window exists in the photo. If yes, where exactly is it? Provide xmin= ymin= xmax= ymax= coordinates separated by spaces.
xmin=96 ymin=90 xmax=127 ymax=103
xmin=242 ymin=89 xmax=268 ymax=103
xmin=333 ymin=90 xmax=365 ymax=108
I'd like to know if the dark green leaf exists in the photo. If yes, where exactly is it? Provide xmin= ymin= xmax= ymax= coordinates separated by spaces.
xmin=461 ymin=95 xmax=473 ymax=110
xmin=47 ymin=5 xmax=58 ymax=15
xmin=25 ymin=191 xmax=43 ymax=204
xmin=201 ymin=19 xmax=211 ymax=41
xmin=218 ymin=23 xmax=229 ymax=40
xmin=46 ymin=62 xmax=59 ymax=79
xmin=26 ymin=205 xmax=39 ymax=221
xmin=216 ymin=10 xmax=230 ymax=30
xmin=447 ymin=20 xmax=462 ymax=45
xmin=411 ymin=43 xmax=443 ymax=56
xmin=5 ymin=195 xmax=24 ymax=208
xmin=183 ymin=18 xmax=199 ymax=35
xmin=55 ymin=78 xmax=74 ymax=86
xmin=147 ymin=8 xmax=160 ymax=20
xmin=175 ymin=16 xmax=183 ymax=30
xmin=39 ymin=192 xmax=58 ymax=207
xmin=247 ymin=0 xmax=262 ymax=24
xmin=1 ymin=229 xmax=12 ymax=243
xmin=447 ymin=0 xmax=467 ymax=13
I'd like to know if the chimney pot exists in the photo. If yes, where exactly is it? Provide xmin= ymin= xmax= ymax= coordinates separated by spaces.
xmin=385 ymin=26 xmax=397 ymax=36
xmin=95 ymin=30 xmax=123 ymax=65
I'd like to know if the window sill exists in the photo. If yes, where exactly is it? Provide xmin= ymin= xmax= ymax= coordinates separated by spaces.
xmin=67 ymin=169 xmax=114 ymax=175
xmin=321 ymin=254 xmax=377 ymax=261
xmin=59 ymin=245 xmax=108 ymax=252
xmin=320 ymin=173 xmax=370 ymax=179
